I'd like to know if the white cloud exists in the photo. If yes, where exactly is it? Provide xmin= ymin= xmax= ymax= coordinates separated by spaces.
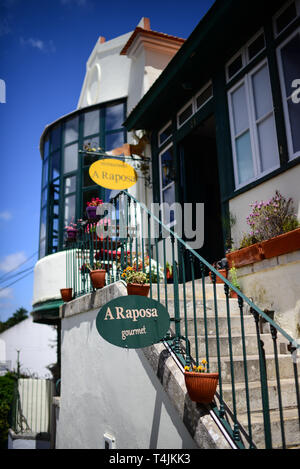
xmin=0 ymin=288 xmax=13 ymax=299
xmin=20 ymin=37 xmax=56 ymax=53
xmin=0 ymin=211 xmax=12 ymax=221
xmin=0 ymin=252 xmax=27 ymax=273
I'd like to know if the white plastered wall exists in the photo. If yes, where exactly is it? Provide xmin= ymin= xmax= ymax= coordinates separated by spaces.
xmin=56 ymin=307 xmax=197 ymax=449
xmin=229 ymin=165 xmax=300 ymax=250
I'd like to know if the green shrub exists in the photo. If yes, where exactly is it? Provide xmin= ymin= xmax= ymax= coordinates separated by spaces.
xmin=0 ymin=373 xmax=16 ymax=449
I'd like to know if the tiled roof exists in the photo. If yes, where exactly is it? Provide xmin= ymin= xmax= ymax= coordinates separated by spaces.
xmin=120 ymin=27 xmax=185 ymax=55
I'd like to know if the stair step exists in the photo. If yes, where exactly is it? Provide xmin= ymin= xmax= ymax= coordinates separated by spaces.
xmin=152 ymin=281 xmax=299 ymax=448
xmin=188 ymin=334 xmax=282 ymax=357
xmin=207 ymin=354 xmax=294 ymax=383
xmin=170 ymin=314 xmax=257 ymax=336
xmin=222 ymin=378 xmax=300 ymax=413
xmin=238 ymin=407 xmax=300 ymax=449
xmin=165 ymin=298 xmax=242 ymax=317
xmin=151 ymin=282 xmax=228 ymax=300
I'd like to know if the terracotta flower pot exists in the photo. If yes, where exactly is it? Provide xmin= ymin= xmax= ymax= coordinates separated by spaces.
xmin=260 ymin=228 xmax=300 ymax=259
xmin=89 ymin=269 xmax=106 ymax=289
xmin=230 ymin=290 xmax=239 ymax=299
xmin=127 ymin=283 xmax=150 ymax=296
xmin=209 ymin=268 xmax=228 ymax=283
xmin=184 ymin=372 xmax=219 ymax=404
xmin=60 ymin=288 xmax=73 ymax=302
xmin=226 ymin=243 xmax=264 ymax=268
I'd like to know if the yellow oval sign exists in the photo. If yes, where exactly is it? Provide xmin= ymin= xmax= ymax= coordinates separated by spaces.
xmin=89 ymin=159 xmax=138 ymax=190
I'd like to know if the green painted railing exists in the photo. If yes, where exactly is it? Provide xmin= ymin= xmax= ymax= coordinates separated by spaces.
xmin=64 ymin=189 xmax=300 ymax=449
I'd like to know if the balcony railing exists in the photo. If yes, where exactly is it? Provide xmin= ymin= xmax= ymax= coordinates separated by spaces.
xmin=63 ymin=190 xmax=300 ymax=449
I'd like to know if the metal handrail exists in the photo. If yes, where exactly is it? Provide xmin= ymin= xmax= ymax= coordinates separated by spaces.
xmin=64 ymin=189 xmax=300 ymax=449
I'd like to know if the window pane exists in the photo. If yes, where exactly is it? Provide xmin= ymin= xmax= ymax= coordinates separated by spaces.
xmin=41 ymin=187 xmax=48 ymax=206
xmin=65 ymin=176 xmax=76 ymax=195
xmin=159 ymin=124 xmax=172 ymax=146
xmin=83 ymin=168 xmax=95 ymax=187
xmin=248 ymin=33 xmax=265 ymax=61
xmin=178 ymin=103 xmax=193 ymax=126
xmin=196 ymin=84 xmax=213 ymax=109
xmin=276 ymin=2 xmax=297 ymax=35
xmin=42 ymin=158 xmax=49 ymax=187
xmin=84 ymin=109 xmax=99 ymax=136
xmin=257 ymin=115 xmax=279 ymax=172
xmin=64 ymin=194 xmax=76 ymax=225
xmin=65 ymin=116 xmax=79 ymax=144
xmin=105 ymin=132 xmax=124 ymax=151
xmin=51 ymin=125 xmax=61 ymax=152
xmin=105 ymin=103 xmax=124 ymax=131
xmin=235 ymin=131 xmax=254 ymax=185
xmin=64 ymin=143 xmax=78 ymax=174
xmin=287 ymin=98 xmax=300 ymax=153
xmin=280 ymin=33 xmax=300 ymax=98
xmin=43 ymin=135 xmax=50 ymax=158
xmin=162 ymin=184 xmax=176 ymax=225
xmin=252 ymin=64 xmax=273 ymax=120
xmin=39 ymin=238 xmax=46 ymax=259
xmin=228 ymin=54 xmax=243 ymax=79
xmin=40 ymin=207 xmax=47 ymax=239
xmin=83 ymin=137 xmax=100 ymax=165
xmin=231 ymin=84 xmax=249 ymax=135
xmin=160 ymin=147 xmax=174 ymax=188
xmin=51 ymin=150 xmax=61 ymax=180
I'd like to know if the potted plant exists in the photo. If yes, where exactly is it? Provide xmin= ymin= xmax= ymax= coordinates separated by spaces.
xmin=166 ymin=262 xmax=173 ymax=283
xmin=209 ymin=259 xmax=228 ymax=284
xmin=65 ymin=221 xmax=78 ymax=241
xmin=226 ymin=233 xmax=264 ymax=268
xmin=60 ymin=288 xmax=73 ymax=302
xmin=86 ymin=197 xmax=103 ymax=220
xmin=227 ymin=191 xmax=300 ymax=268
xmin=85 ymin=262 xmax=106 ymax=289
xmin=122 ymin=266 xmax=150 ymax=296
xmin=131 ymin=256 xmax=164 ymax=284
xmin=184 ymin=360 xmax=219 ymax=404
xmin=228 ymin=263 xmax=241 ymax=298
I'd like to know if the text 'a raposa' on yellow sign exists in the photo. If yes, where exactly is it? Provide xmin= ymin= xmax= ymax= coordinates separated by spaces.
xmin=89 ymin=158 xmax=138 ymax=190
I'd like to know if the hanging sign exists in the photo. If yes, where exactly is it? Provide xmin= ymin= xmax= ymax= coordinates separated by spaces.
xmin=96 ymin=296 xmax=170 ymax=349
xmin=89 ymin=158 xmax=138 ymax=190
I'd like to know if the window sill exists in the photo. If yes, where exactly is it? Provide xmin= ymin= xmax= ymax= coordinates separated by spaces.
xmin=223 ymin=155 xmax=300 ymax=202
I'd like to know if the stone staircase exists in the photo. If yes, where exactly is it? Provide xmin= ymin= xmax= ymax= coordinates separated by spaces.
xmin=151 ymin=280 xmax=300 ymax=449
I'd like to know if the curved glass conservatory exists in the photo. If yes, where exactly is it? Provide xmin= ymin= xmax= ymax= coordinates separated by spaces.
xmin=39 ymin=99 xmax=126 ymax=259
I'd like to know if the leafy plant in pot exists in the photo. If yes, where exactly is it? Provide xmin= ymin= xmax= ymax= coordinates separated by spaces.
xmin=184 ymin=360 xmax=219 ymax=404
xmin=227 ymin=191 xmax=300 ymax=267
xmin=209 ymin=258 xmax=228 ymax=284
xmin=85 ymin=261 xmax=106 ymax=289
xmin=228 ymin=262 xmax=241 ymax=298
xmin=122 ymin=266 xmax=150 ymax=296
xmin=65 ymin=220 xmax=78 ymax=241
xmin=86 ymin=197 xmax=103 ymax=220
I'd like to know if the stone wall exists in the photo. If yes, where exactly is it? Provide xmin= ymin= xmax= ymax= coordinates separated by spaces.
xmin=235 ymin=250 xmax=300 ymax=340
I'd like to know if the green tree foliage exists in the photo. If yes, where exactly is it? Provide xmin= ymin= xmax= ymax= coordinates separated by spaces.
xmin=0 ymin=307 xmax=28 ymax=333
xmin=0 ymin=373 xmax=16 ymax=449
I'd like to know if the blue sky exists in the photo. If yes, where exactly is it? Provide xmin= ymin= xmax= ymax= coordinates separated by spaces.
xmin=0 ymin=0 xmax=215 ymax=322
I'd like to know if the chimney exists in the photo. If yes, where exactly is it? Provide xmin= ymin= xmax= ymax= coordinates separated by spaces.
xmin=99 ymin=36 xmax=106 ymax=44
xmin=137 ymin=17 xmax=151 ymax=30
